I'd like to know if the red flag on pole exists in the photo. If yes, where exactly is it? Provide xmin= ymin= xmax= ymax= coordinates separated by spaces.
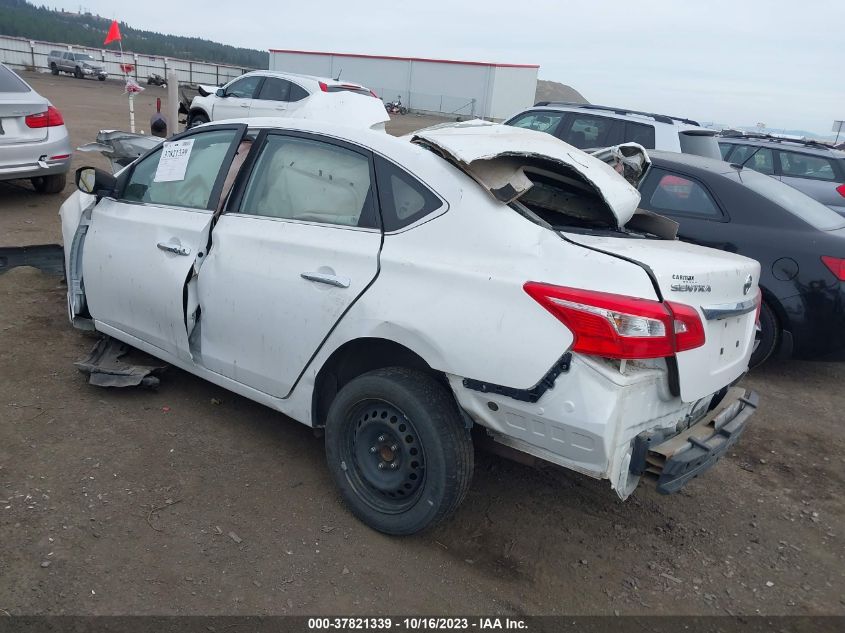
xmin=104 ymin=20 xmax=121 ymax=46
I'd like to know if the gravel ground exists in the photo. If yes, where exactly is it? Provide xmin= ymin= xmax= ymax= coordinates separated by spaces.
xmin=0 ymin=71 xmax=843 ymax=616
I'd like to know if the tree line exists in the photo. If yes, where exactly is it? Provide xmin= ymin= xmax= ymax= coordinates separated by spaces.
xmin=0 ymin=0 xmax=268 ymax=68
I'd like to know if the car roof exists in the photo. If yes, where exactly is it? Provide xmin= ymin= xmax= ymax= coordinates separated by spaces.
xmin=647 ymin=149 xmax=739 ymax=175
xmin=524 ymin=103 xmax=702 ymax=130
xmin=719 ymin=136 xmax=845 ymax=159
xmin=241 ymin=70 xmax=366 ymax=89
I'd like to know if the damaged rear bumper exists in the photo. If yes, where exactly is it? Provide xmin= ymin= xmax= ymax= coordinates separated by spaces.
xmin=630 ymin=386 xmax=758 ymax=494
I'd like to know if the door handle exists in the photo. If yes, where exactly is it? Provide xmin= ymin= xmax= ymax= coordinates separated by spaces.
xmin=301 ymin=272 xmax=350 ymax=288
xmin=157 ymin=242 xmax=191 ymax=256
xmin=239 ymin=103 xmax=250 ymax=108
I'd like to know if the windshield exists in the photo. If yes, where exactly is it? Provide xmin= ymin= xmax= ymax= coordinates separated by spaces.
xmin=734 ymin=168 xmax=845 ymax=231
xmin=74 ymin=54 xmax=95 ymax=62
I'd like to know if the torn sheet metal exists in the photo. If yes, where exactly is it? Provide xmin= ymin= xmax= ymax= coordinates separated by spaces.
xmin=75 ymin=337 xmax=167 ymax=388
xmin=77 ymin=130 xmax=163 ymax=173
xmin=411 ymin=120 xmax=641 ymax=228
xmin=0 ymin=244 xmax=64 ymax=276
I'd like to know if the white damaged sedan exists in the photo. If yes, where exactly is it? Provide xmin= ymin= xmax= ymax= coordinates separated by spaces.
xmin=60 ymin=119 xmax=761 ymax=534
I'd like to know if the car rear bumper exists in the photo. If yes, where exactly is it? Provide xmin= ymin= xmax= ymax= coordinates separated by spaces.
xmin=0 ymin=127 xmax=72 ymax=181
xmin=630 ymin=386 xmax=757 ymax=494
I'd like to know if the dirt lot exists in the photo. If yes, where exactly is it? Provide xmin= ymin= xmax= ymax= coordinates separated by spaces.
xmin=1 ymin=72 xmax=843 ymax=616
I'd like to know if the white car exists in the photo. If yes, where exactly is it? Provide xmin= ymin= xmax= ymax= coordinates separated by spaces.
xmin=60 ymin=119 xmax=760 ymax=535
xmin=187 ymin=71 xmax=389 ymax=131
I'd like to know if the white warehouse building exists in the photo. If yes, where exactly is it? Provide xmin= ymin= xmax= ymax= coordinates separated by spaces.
xmin=268 ymin=49 xmax=539 ymax=121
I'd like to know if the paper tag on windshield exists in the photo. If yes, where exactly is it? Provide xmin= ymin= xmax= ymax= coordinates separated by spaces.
xmin=154 ymin=139 xmax=194 ymax=182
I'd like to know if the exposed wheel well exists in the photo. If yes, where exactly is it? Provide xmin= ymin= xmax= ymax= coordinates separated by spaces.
xmin=312 ymin=338 xmax=441 ymax=427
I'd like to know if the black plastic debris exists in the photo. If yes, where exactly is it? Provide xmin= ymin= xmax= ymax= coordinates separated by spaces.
xmin=0 ymin=244 xmax=65 ymax=276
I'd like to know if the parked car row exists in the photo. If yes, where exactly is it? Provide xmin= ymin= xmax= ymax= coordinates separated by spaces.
xmin=504 ymin=102 xmax=845 ymax=367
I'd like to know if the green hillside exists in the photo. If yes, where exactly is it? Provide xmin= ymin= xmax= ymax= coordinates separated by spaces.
xmin=0 ymin=0 xmax=267 ymax=68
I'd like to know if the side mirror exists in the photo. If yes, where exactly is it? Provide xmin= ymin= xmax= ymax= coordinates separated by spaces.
xmin=216 ymin=88 xmax=225 ymax=98
xmin=76 ymin=166 xmax=117 ymax=198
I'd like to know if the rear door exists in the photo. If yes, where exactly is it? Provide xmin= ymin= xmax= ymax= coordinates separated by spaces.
xmin=249 ymin=76 xmax=293 ymax=117
xmin=194 ymin=130 xmax=382 ymax=397
xmin=212 ymin=75 xmax=262 ymax=120
xmin=0 ymin=66 xmax=49 ymax=146
xmin=556 ymin=113 xmax=623 ymax=149
xmin=82 ymin=124 xmax=247 ymax=362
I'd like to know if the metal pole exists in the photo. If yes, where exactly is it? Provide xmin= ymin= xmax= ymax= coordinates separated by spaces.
xmin=167 ymin=70 xmax=179 ymax=135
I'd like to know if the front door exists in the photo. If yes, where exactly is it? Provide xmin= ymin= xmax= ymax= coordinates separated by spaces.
xmin=194 ymin=131 xmax=382 ymax=397
xmin=82 ymin=125 xmax=247 ymax=362
xmin=212 ymin=75 xmax=262 ymax=120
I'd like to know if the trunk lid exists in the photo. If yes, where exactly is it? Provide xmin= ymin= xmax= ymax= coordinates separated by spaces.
xmin=411 ymin=121 xmax=642 ymax=228
xmin=564 ymin=232 xmax=760 ymax=403
xmin=0 ymin=92 xmax=49 ymax=145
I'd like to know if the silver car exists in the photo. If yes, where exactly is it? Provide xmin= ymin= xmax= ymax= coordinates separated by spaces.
xmin=719 ymin=135 xmax=845 ymax=216
xmin=0 ymin=63 xmax=72 ymax=193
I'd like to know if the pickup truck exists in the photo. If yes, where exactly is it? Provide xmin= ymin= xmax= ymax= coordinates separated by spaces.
xmin=48 ymin=51 xmax=107 ymax=81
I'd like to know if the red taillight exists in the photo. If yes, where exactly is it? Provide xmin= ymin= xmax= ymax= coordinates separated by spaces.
xmin=25 ymin=105 xmax=64 ymax=128
xmin=836 ymin=184 xmax=845 ymax=199
xmin=523 ymin=282 xmax=706 ymax=359
xmin=822 ymin=256 xmax=845 ymax=281
xmin=318 ymin=81 xmax=328 ymax=92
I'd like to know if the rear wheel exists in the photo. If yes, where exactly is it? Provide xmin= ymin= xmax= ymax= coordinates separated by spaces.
xmin=188 ymin=112 xmax=209 ymax=128
xmin=31 ymin=173 xmax=67 ymax=194
xmin=50 ymin=63 xmax=59 ymax=76
xmin=750 ymin=300 xmax=779 ymax=368
xmin=324 ymin=367 xmax=474 ymax=535
xmin=98 ymin=75 xmax=106 ymax=81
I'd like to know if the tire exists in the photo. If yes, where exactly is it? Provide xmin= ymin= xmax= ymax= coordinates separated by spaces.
xmin=98 ymin=75 xmax=106 ymax=81
xmin=31 ymin=173 xmax=67 ymax=194
xmin=50 ymin=63 xmax=59 ymax=76
xmin=74 ymin=67 xmax=83 ymax=79
xmin=399 ymin=107 xmax=408 ymax=115
xmin=749 ymin=300 xmax=779 ymax=368
xmin=324 ymin=367 xmax=474 ymax=535
xmin=188 ymin=112 xmax=209 ymax=128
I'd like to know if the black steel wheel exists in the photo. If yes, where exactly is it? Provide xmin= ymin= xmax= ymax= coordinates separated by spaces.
xmin=74 ymin=66 xmax=83 ymax=79
xmin=188 ymin=112 xmax=209 ymax=128
xmin=325 ymin=367 xmax=473 ymax=535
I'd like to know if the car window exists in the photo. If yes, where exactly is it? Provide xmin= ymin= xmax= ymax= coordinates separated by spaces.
xmin=257 ymin=77 xmax=291 ymax=102
xmin=719 ymin=143 xmax=733 ymax=159
xmin=625 ymin=121 xmax=655 ymax=149
xmin=374 ymin=156 xmax=443 ymax=231
xmin=0 ymin=65 xmax=29 ymax=93
xmin=239 ymin=135 xmax=377 ymax=228
xmin=778 ymin=151 xmax=837 ymax=181
xmin=560 ymin=115 xmax=616 ymax=149
xmin=121 ymin=129 xmax=239 ymax=209
xmin=225 ymin=76 xmax=262 ymax=99
xmin=289 ymin=83 xmax=308 ymax=102
xmin=507 ymin=111 xmax=564 ymax=134
xmin=743 ymin=147 xmax=775 ymax=175
xmin=646 ymin=171 xmax=721 ymax=217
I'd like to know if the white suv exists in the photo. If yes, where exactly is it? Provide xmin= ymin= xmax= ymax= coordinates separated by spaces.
xmin=60 ymin=119 xmax=759 ymax=535
xmin=187 ymin=70 xmax=389 ymax=131
xmin=506 ymin=102 xmax=722 ymax=158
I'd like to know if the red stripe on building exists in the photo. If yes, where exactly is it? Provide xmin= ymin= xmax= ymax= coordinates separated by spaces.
xmin=268 ymin=49 xmax=539 ymax=69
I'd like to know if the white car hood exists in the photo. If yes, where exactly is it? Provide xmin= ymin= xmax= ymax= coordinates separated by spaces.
xmin=411 ymin=120 xmax=641 ymax=228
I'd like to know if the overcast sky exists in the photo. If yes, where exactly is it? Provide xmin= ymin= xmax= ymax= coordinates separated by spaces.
xmin=55 ymin=0 xmax=843 ymax=135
